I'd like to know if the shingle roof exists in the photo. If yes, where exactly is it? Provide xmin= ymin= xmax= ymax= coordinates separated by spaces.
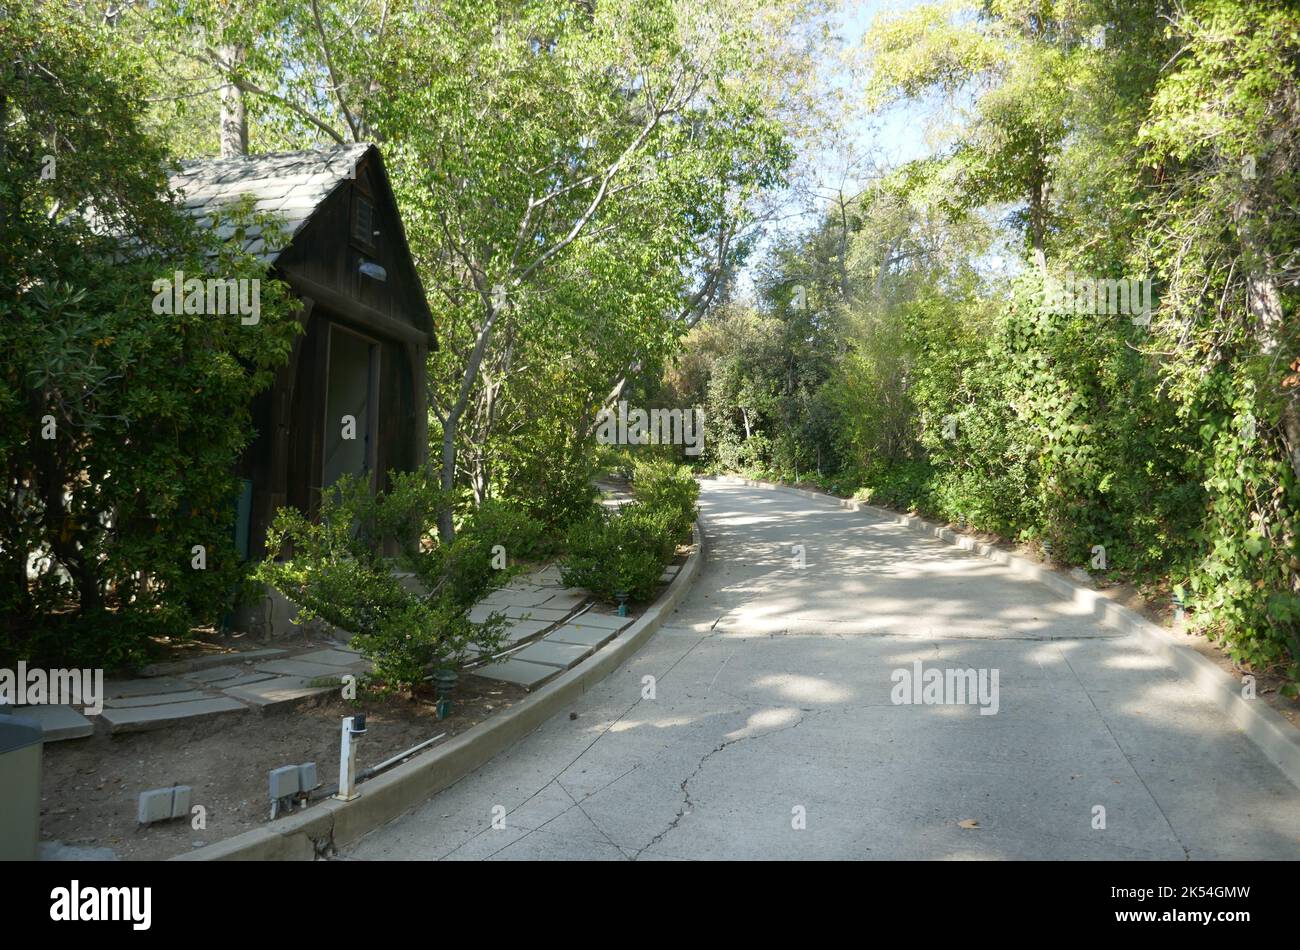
xmin=169 ymin=143 xmax=372 ymax=263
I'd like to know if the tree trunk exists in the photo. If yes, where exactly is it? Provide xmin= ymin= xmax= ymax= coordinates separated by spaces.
xmin=430 ymin=302 xmax=503 ymax=543
xmin=219 ymin=45 xmax=248 ymax=158
xmin=1028 ymin=176 xmax=1048 ymax=280
xmin=436 ymin=423 xmax=457 ymax=542
xmin=1237 ymin=188 xmax=1300 ymax=481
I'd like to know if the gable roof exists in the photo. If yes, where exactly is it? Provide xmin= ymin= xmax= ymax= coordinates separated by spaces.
xmin=169 ymin=143 xmax=371 ymax=263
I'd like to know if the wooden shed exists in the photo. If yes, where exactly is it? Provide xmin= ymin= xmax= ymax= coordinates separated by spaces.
xmin=169 ymin=144 xmax=434 ymax=558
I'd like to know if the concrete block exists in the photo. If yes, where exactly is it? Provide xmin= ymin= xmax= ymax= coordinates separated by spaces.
xmin=502 ymin=618 xmax=553 ymax=644
xmin=142 ymin=648 xmax=287 ymax=677
xmin=269 ymin=765 xmax=301 ymax=799
xmin=185 ymin=665 xmax=248 ymax=684
xmin=104 ymin=677 xmax=195 ymax=699
xmin=208 ymin=671 xmax=278 ymax=689
xmin=9 ymin=704 xmax=93 ymax=741
xmin=104 ymin=690 xmax=213 ymax=709
xmin=565 ymin=613 xmax=632 ymax=632
xmin=101 ymin=697 xmax=248 ymax=733
xmin=138 ymin=785 xmax=190 ymax=824
xmin=470 ymin=604 xmax=569 ymax=624
xmin=544 ymin=624 xmax=617 ymax=649
xmin=138 ymin=788 xmax=173 ymax=824
xmin=223 ymin=677 xmax=333 ymax=709
xmin=503 ymin=605 xmax=571 ymax=623
xmin=39 ymin=841 xmax=120 ymax=861
xmin=504 ymin=581 xmax=547 ymax=593
xmin=292 ymin=649 xmax=371 ymax=670
xmin=473 ymin=657 xmax=560 ymax=689
xmin=171 ymin=785 xmax=192 ymax=819
xmin=540 ymin=590 xmax=589 ymax=610
xmin=512 ymin=640 xmax=592 ymax=669
xmin=253 ymin=658 xmax=358 ymax=678
xmin=479 ymin=588 xmax=556 ymax=608
xmin=467 ymin=604 xmax=504 ymax=624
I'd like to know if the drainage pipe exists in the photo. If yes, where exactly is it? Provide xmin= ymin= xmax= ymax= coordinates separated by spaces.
xmin=308 ymin=731 xmax=447 ymax=801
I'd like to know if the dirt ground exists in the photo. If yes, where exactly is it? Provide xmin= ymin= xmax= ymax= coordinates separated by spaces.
xmin=40 ymin=675 xmax=526 ymax=861
xmin=38 ymin=542 xmax=691 ymax=862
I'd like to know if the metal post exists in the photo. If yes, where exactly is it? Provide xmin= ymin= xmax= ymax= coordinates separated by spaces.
xmin=335 ymin=714 xmax=366 ymax=801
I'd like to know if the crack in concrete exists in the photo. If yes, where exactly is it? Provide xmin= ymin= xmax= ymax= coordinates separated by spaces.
xmin=556 ymin=778 xmax=629 ymax=860
xmin=629 ymin=708 xmax=815 ymax=861
xmin=311 ymin=813 xmax=337 ymax=860
xmin=444 ymin=633 xmax=714 ymax=861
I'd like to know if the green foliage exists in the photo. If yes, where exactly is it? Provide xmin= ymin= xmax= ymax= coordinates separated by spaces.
xmin=560 ymin=503 xmax=676 ymax=604
xmin=496 ymin=448 xmax=601 ymax=533
xmin=258 ymin=473 xmax=512 ymax=691
xmin=562 ymin=461 xmax=697 ymax=603
xmin=0 ymin=4 xmax=297 ymax=668
xmin=1134 ymin=0 xmax=1300 ymax=689
xmin=630 ymin=459 xmax=700 ymax=545
xmin=458 ymin=499 xmax=554 ymax=563
xmin=681 ymin=0 xmax=1300 ymax=691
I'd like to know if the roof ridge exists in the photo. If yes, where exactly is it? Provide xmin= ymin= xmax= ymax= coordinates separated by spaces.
xmin=176 ymin=142 xmax=371 ymax=169
xmin=167 ymin=143 xmax=375 ymax=264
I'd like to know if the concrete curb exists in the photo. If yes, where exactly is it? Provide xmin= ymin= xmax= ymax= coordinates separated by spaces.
xmin=715 ymin=474 xmax=1300 ymax=791
xmin=174 ymin=520 xmax=705 ymax=861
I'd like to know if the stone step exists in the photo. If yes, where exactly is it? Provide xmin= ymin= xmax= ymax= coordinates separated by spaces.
xmin=291 ymin=649 xmax=370 ymax=669
xmin=103 ymin=677 xmax=196 ymax=699
xmin=104 ymin=690 xmax=214 ymax=709
xmin=468 ymin=603 xmax=571 ymax=624
xmin=544 ymin=623 xmax=618 ymax=649
xmin=252 ymin=658 xmax=365 ymax=679
xmin=223 ymin=676 xmax=336 ymax=710
xmin=472 ymin=657 xmax=561 ymax=689
xmin=140 ymin=648 xmax=288 ymax=677
xmin=510 ymin=639 xmax=593 ymax=669
xmin=2 ymin=705 xmax=94 ymax=741
xmin=564 ymin=613 xmax=632 ymax=633
xmin=99 ymin=697 xmax=248 ymax=733
xmin=499 ymin=618 xmax=553 ymax=645
xmin=538 ymin=590 xmax=589 ymax=611
xmin=182 ymin=664 xmax=278 ymax=686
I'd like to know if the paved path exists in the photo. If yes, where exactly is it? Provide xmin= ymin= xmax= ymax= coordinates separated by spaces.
xmin=344 ymin=479 xmax=1300 ymax=860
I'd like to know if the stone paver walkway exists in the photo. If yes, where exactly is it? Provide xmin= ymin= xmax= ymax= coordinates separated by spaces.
xmin=19 ymin=559 xmax=623 ymax=737
xmin=342 ymin=479 xmax=1300 ymax=861
xmin=468 ymin=568 xmax=631 ymax=689
xmin=90 ymin=645 xmax=371 ymax=732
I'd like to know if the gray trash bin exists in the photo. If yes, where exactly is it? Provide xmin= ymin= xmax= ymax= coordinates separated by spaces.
xmin=0 ymin=714 xmax=43 ymax=861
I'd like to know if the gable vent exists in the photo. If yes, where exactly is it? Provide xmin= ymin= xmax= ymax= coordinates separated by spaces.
xmin=352 ymin=195 xmax=374 ymax=246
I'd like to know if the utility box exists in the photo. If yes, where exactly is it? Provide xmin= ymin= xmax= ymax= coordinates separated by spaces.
xmin=0 ymin=714 xmax=43 ymax=860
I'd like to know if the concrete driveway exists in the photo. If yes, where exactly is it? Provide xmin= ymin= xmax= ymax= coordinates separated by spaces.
xmin=344 ymin=479 xmax=1300 ymax=860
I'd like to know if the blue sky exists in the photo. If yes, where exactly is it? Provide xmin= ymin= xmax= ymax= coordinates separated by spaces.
xmin=738 ymin=0 xmax=933 ymax=289
xmin=738 ymin=0 xmax=1024 ymax=293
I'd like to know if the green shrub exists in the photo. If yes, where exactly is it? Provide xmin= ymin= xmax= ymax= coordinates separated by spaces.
xmin=0 ymin=7 xmax=298 ymax=668
xmin=500 ymin=453 xmax=601 ymax=531
xmin=257 ymin=472 xmax=512 ymax=691
xmin=630 ymin=458 xmax=699 ymax=543
xmin=561 ymin=502 xmax=680 ymax=603
xmin=459 ymin=500 xmax=554 ymax=562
